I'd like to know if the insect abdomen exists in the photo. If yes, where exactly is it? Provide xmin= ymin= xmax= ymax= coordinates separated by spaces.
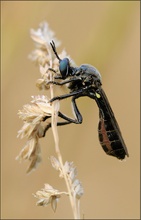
xmin=98 ymin=118 xmax=126 ymax=159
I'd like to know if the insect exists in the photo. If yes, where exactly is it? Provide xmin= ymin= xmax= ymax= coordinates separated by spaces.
xmin=45 ymin=41 xmax=129 ymax=160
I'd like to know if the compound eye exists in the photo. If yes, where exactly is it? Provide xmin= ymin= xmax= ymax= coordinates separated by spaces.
xmin=59 ymin=58 xmax=70 ymax=79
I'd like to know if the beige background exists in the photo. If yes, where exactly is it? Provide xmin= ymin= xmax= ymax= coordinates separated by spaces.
xmin=1 ymin=1 xmax=140 ymax=219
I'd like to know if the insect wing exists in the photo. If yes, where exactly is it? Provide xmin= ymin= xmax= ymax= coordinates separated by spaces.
xmin=96 ymin=86 xmax=129 ymax=159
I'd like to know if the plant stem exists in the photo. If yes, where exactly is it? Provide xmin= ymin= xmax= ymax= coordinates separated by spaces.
xmin=50 ymin=83 xmax=79 ymax=219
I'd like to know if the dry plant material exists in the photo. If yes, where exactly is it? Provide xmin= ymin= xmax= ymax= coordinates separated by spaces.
xmin=17 ymin=22 xmax=83 ymax=219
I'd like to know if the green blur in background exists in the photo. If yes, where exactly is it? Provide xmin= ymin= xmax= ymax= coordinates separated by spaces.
xmin=1 ymin=1 xmax=140 ymax=219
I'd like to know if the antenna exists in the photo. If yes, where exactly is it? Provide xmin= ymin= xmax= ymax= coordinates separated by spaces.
xmin=50 ymin=40 xmax=61 ymax=61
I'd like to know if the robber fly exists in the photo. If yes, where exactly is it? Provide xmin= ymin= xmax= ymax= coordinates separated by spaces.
xmin=45 ymin=41 xmax=129 ymax=160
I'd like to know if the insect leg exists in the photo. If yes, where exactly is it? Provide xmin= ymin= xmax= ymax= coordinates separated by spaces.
xmin=43 ymin=120 xmax=72 ymax=137
xmin=49 ymin=89 xmax=83 ymax=102
xmin=43 ymin=109 xmax=78 ymax=137
xmin=43 ymin=98 xmax=83 ymax=137
xmin=47 ymin=78 xmax=81 ymax=86
xmin=71 ymin=97 xmax=83 ymax=123
xmin=57 ymin=97 xmax=83 ymax=124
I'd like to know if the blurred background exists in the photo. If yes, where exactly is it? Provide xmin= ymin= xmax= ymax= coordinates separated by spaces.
xmin=1 ymin=1 xmax=140 ymax=219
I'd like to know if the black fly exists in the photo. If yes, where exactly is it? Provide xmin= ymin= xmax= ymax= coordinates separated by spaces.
xmin=45 ymin=41 xmax=129 ymax=160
